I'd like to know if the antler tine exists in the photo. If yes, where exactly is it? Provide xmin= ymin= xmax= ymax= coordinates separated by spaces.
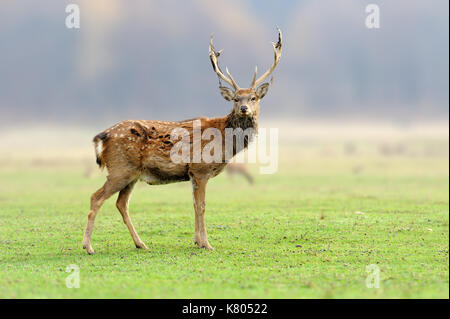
xmin=253 ymin=27 xmax=283 ymax=87
xmin=225 ymin=67 xmax=239 ymax=90
xmin=209 ymin=35 xmax=240 ymax=90
xmin=250 ymin=66 xmax=258 ymax=88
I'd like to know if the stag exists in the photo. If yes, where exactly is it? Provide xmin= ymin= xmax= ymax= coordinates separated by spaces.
xmin=82 ymin=28 xmax=282 ymax=254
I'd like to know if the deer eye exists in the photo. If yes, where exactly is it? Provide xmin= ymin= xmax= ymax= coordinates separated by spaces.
xmin=251 ymin=97 xmax=256 ymax=101
xmin=234 ymin=98 xmax=239 ymax=102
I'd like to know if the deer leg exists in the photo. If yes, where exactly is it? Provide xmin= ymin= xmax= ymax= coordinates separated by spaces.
xmin=82 ymin=172 xmax=136 ymax=254
xmin=116 ymin=181 xmax=148 ymax=251
xmin=242 ymin=170 xmax=254 ymax=185
xmin=191 ymin=177 xmax=214 ymax=251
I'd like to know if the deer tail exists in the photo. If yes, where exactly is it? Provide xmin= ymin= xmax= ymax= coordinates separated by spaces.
xmin=93 ymin=131 xmax=109 ymax=169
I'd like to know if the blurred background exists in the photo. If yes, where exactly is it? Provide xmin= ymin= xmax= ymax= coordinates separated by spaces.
xmin=0 ymin=0 xmax=448 ymax=173
xmin=0 ymin=1 xmax=448 ymax=299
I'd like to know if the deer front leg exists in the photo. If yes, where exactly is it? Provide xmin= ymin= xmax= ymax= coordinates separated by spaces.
xmin=191 ymin=177 xmax=214 ymax=251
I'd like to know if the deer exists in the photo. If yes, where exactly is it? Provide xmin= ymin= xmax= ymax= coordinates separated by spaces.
xmin=226 ymin=163 xmax=254 ymax=184
xmin=82 ymin=28 xmax=282 ymax=254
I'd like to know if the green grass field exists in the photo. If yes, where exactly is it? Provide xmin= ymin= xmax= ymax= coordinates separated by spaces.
xmin=0 ymin=139 xmax=448 ymax=298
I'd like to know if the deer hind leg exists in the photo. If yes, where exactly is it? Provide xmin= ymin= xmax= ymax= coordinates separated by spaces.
xmin=191 ymin=176 xmax=214 ymax=251
xmin=242 ymin=170 xmax=254 ymax=185
xmin=82 ymin=172 xmax=137 ymax=254
xmin=116 ymin=181 xmax=148 ymax=251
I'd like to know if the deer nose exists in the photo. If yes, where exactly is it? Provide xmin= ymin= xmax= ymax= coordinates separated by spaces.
xmin=240 ymin=105 xmax=248 ymax=113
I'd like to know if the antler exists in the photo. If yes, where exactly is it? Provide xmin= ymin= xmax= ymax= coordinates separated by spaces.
xmin=209 ymin=35 xmax=240 ymax=90
xmin=250 ymin=27 xmax=283 ymax=88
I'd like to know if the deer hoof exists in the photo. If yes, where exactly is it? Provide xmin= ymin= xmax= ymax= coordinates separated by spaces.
xmin=83 ymin=244 xmax=96 ymax=254
xmin=203 ymin=245 xmax=214 ymax=251
xmin=135 ymin=243 xmax=149 ymax=251
xmin=85 ymin=247 xmax=96 ymax=255
xmin=196 ymin=242 xmax=214 ymax=251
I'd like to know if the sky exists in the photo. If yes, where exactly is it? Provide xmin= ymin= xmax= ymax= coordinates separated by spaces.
xmin=0 ymin=0 xmax=448 ymax=127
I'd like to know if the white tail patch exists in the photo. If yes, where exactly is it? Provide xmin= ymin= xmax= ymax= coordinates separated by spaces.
xmin=95 ymin=140 xmax=103 ymax=159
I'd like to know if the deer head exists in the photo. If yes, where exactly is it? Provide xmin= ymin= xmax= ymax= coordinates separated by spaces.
xmin=209 ymin=27 xmax=283 ymax=118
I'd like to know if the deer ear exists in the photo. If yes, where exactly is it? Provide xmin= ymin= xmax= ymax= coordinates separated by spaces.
xmin=219 ymin=86 xmax=234 ymax=101
xmin=256 ymin=83 xmax=270 ymax=99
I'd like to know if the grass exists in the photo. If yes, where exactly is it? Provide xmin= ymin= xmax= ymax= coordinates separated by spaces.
xmin=0 ymin=147 xmax=448 ymax=298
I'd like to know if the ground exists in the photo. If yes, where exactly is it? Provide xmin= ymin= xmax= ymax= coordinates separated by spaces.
xmin=0 ymin=126 xmax=448 ymax=298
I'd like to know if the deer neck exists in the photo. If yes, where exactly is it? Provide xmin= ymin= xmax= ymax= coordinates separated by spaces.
xmin=225 ymin=110 xmax=258 ymax=132
xmin=223 ymin=110 xmax=258 ymax=154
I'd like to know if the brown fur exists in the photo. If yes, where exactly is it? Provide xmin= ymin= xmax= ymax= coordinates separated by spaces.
xmin=82 ymin=109 xmax=258 ymax=254
xmin=95 ymin=113 xmax=255 ymax=181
